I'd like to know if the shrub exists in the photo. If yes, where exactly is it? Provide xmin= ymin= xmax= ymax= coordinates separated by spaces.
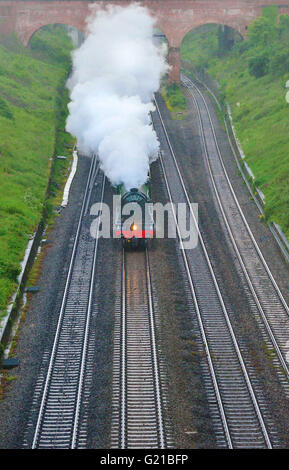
xmin=0 ymin=97 xmax=13 ymax=120
xmin=270 ymin=50 xmax=289 ymax=75
xmin=278 ymin=14 xmax=289 ymax=37
xmin=166 ymin=83 xmax=186 ymax=110
xmin=0 ymin=259 xmax=20 ymax=281
xmin=248 ymin=16 xmax=276 ymax=47
xmin=248 ymin=54 xmax=269 ymax=78
xmin=232 ymin=40 xmax=250 ymax=56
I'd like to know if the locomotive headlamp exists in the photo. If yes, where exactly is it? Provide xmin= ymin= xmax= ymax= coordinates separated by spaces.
xmin=130 ymin=223 xmax=137 ymax=231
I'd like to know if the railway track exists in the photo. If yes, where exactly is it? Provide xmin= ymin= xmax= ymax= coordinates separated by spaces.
xmin=181 ymin=74 xmax=289 ymax=398
xmin=152 ymin=97 xmax=277 ymax=448
xmin=110 ymin=248 xmax=173 ymax=449
xmin=24 ymin=155 xmax=105 ymax=449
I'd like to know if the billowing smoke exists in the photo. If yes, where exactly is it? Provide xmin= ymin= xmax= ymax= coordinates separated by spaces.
xmin=66 ymin=4 xmax=169 ymax=190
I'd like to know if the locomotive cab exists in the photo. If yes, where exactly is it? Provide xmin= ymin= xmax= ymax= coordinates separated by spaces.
xmin=114 ymin=177 xmax=154 ymax=249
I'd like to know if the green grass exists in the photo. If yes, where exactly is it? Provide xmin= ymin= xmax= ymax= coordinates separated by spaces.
xmin=0 ymin=27 xmax=74 ymax=318
xmin=160 ymin=82 xmax=187 ymax=119
xmin=181 ymin=17 xmax=289 ymax=238
xmin=181 ymin=25 xmax=219 ymax=71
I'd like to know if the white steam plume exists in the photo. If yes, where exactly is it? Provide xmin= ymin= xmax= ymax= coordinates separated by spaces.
xmin=66 ymin=4 xmax=169 ymax=190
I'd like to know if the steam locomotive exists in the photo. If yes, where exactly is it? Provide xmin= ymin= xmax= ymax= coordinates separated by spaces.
xmin=114 ymin=177 xmax=154 ymax=249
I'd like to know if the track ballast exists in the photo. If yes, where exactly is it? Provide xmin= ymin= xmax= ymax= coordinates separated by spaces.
xmin=182 ymin=74 xmax=289 ymax=400
xmin=24 ymin=156 xmax=104 ymax=449
xmin=152 ymin=97 xmax=276 ymax=448
xmin=111 ymin=248 xmax=173 ymax=449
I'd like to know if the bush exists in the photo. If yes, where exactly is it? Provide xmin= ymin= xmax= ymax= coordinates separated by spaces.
xmin=232 ymin=40 xmax=250 ymax=56
xmin=270 ymin=50 xmax=289 ymax=75
xmin=0 ymin=97 xmax=13 ymax=120
xmin=166 ymin=83 xmax=186 ymax=110
xmin=0 ymin=259 xmax=20 ymax=281
xmin=278 ymin=14 xmax=289 ymax=37
xmin=248 ymin=16 xmax=276 ymax=47
xmin=248 ymin=53 xmax=269 ymax=78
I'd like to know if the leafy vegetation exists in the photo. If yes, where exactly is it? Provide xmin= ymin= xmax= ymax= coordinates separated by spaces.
xmin=181 ymin=8 xmax=289 ymax=237
xmin=160 ymin=82 xmax=187 ymax=119
xmin=0 ymin=26 xmax=74 ymax=319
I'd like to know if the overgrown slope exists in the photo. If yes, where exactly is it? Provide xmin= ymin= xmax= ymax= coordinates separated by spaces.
xmin=160 ymin=82 xmax=187 ymax=119
xmin=181 ymin=7 xmax=289 ymax=238
xmin=0 ymin=27 xmax=73 ymax=318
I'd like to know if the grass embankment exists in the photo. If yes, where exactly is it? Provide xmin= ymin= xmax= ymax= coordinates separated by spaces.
xmin=0 ymin=27 xmax=74 ymax=322
xmin=181 ymin=7 xmax=289 ymax=238
xmin=160 ymin=82 xmax=187 ymax=119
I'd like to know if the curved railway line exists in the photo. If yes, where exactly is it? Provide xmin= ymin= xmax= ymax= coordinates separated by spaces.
xmin=181 ymin=74 xmax=289 ymax=397
xmin=110 ymin=248 xmax=173 ymax=449
xmin=24 ymin=155 xmax=105 ymax=449
xmin=152 ymin=97 xmax=278 ymax=448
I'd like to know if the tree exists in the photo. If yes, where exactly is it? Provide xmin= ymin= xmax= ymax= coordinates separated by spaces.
xmin=248 ymin=53 xmax=269 ymax=78
xmin=278 ymin=14 xmax=289 ymax=38
xmin=248 ymin=16 xmax=276 ymax=47
xmin=218 ymin=25 xmax=237 ymax=56
xmin=270 ymin=50 xmax=289 ymax=74
xmin=262 ymin=5 xmax=278 ymax=23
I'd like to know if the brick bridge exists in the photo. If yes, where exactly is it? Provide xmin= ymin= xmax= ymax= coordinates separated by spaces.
xmin=1 ymin=0 xmax=289 ymax=81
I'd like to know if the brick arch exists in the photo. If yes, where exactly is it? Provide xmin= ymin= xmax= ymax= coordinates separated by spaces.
xmin=14 ymin=3 xmax=90 ymax=46
xmin=1 ymin=0 xmax=289 ymax=82
xmin=24 ymin=22 xmax=86 ymax=46
xmin=167 ymin=19 xmax=247 ymax=81
xmin=21 ymin=6 xmax=176 ymax=49
xmin=180 ymin=20 xmax=246 ymax=45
